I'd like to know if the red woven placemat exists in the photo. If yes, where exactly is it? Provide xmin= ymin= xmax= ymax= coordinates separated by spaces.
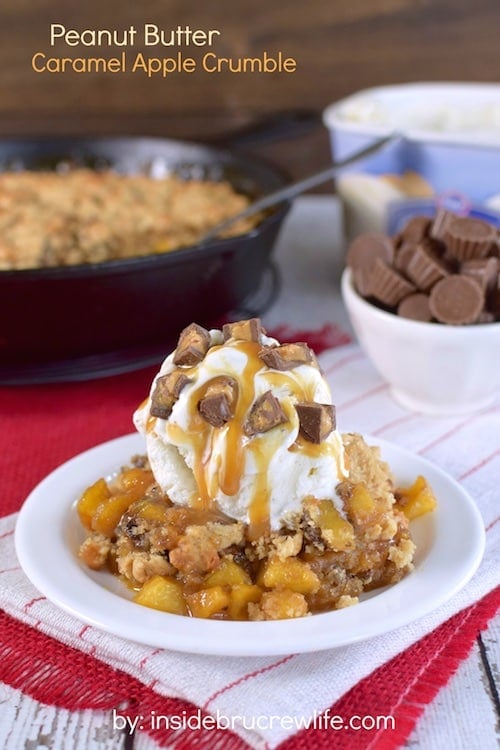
xmin=1 ymin=327 xmax=497 ymax=748
xmin=0 ymin=589 xmax=498 ymax=749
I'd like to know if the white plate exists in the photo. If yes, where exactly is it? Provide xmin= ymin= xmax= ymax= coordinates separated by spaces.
xmin=15 ymin=433 xmax=485 ymax=656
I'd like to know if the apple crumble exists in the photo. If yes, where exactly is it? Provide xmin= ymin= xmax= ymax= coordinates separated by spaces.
xmin=0 ymin=169 xmax=257 ymax=270
xmin=77 ymin=318 xmax=436 ymax=620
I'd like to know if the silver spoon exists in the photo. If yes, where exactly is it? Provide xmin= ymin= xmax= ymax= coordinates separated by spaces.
xmin=201 ymin=132 xmax=399 ymax=242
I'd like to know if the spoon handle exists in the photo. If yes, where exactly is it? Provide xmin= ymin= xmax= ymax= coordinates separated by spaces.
xmin=201 ymin=132 xmax=398 ymax=242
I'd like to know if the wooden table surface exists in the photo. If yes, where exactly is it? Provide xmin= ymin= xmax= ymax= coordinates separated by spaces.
xmin=1 ymin=0 xmax=500 ymax=179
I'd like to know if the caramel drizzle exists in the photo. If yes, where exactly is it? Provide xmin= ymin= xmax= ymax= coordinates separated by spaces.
xmin=218 ymin=342 xmax=262 ymax=497
xmin=264 ymin=369 xmax=319 ymax=458
xmin=154 ymin=341 xmax=342 ymax=535
xmin=246 ymin=439 xmax=271 ymax=541
xmin=137 ymin=397 xmax=157 ymax=434
xmin=265 ymin=369 xmax=346 ymax=477
xmin=164 ymin=342 xmax=262 ymax=514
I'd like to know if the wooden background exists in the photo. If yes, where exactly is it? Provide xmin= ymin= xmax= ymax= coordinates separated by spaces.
xmin=0 ymin=0 xmax=499 ymax=175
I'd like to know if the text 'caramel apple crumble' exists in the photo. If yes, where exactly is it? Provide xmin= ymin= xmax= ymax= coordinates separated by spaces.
xmin=77 ymin=319 xmax=437 ymax=621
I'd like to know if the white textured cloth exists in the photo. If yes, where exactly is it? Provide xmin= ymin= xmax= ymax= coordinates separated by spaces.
xmin=1 ymin=342 xmax=499 ymax=750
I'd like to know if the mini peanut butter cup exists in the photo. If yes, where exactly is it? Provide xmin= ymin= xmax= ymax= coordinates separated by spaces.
xmin=370 ymin=258 xmax=415 ymax=307
xmin=430 ymin=209 xmax=456 ymax=241
xmin=429 ymin=274 xmax=484 ymax=325
xmin=394 ymin=242 xmax=416 ymax=274
xmin=345 ymin=212 xmax=499 ymax=326
xmin=460 ymin=257 xmax=499 ymax=294
xmin=405 ymin=244 xmax=449 ymax=292
xmin=397 ymin=293 xmax=432 ymax=322
xmin=444 ymin=217 xmax=496 ymax=261
xmin=346 ymin=232 xmax=394 ymax=271
xmin=353 ymin=266 xmax=374 ymax=297
xmin=399 ymin=215 xmax=431 ymax=244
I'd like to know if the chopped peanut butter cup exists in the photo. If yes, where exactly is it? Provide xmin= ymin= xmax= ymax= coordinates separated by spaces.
xmin=260 ymin=342 xmax=314 ymax=370
xmin=150 ymin=370 xmax=192 ymax=419
xmin=173 ymin=323 xmax=211 ymax=366
xmin=244 ymin=391 xmax=288 ymax=436
xmin=198 ymin=376 xmax=238 ymax=427
xmin=222 ymin=318 xmax=264 ymax=343
xmin=296 ymin=402 xmax=335 ymax=444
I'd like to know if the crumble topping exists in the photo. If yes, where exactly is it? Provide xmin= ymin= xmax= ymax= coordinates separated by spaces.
xmin=0 ymin=169 xmax=257 ymax=270
xmin=77 ymin=432 xmax=430 ymax=620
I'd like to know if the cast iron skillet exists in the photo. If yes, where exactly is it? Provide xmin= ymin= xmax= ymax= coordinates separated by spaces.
xmin=0 ymin=134 xmax=292 ymax=384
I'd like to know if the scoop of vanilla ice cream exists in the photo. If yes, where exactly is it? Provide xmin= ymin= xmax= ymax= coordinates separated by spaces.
xmin=133 ymin=322 xmax=347 ymax=532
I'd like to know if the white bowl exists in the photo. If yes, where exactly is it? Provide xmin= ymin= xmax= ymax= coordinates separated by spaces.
xmin=341 ymin=268 xmax=500 ymax=415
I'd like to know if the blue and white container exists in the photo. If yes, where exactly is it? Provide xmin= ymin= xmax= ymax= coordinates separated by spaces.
xmin=323 ymin=83 xmax=500 ymax=240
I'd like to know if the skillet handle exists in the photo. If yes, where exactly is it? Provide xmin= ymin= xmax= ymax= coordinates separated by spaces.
xmin=212 ymin=109 xmax=321 ymax=150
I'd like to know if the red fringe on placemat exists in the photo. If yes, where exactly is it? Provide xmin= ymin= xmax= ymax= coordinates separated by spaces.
xmin=0 ymin=611 xmax=246 ymax=749
xmin=0 ymin=587 xmax=498 ymax=749
xmin=280 ymin=587 xmax=500 ymax=750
